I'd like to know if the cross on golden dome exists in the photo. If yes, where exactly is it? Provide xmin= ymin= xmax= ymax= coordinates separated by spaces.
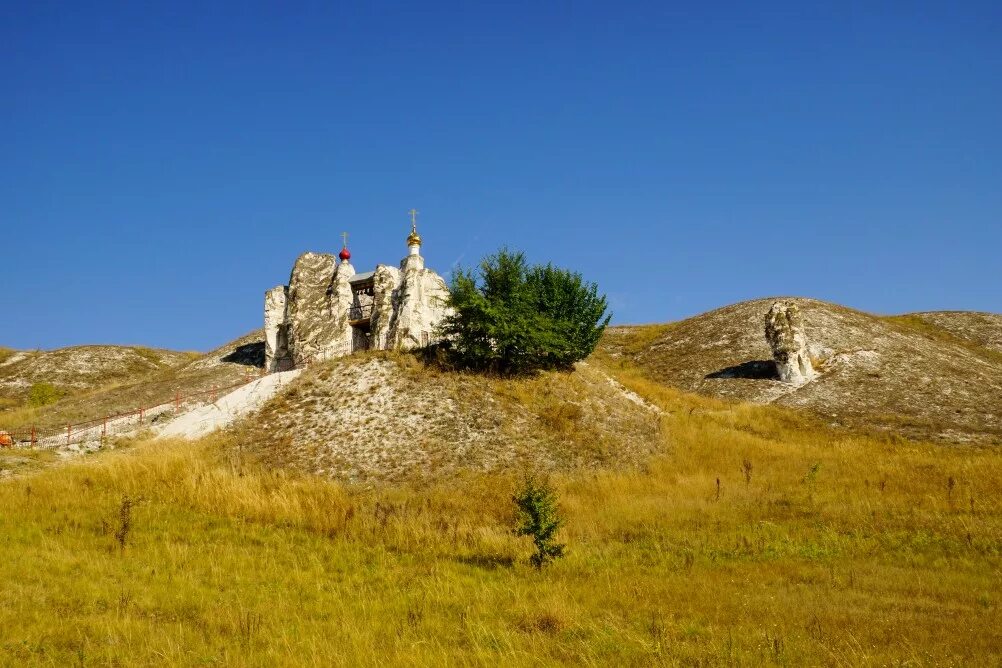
xmin=406 ymin=209 xmax=422 ymax=247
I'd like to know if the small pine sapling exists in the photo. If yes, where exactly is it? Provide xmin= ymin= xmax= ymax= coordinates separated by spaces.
xmin=115 ymin=495 xmax=133 ymax=551
xmin=513 ymin=476 xmax=566 ymax=569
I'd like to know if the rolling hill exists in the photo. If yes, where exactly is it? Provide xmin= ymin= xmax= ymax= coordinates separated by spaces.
xmin=908 ymin=311 xmax=1002 ymax=354
xmin=0 ymin=345 xmax=194 ymax=397
xmin=6 ymin=300 xmax=1002 ymax=449
xmin=1 ymin=302 xmax=1000 ymax=664
xmin=246 ymin=353 xmax=662 ymax=482
xmin=2 ymin=335 xmax=999 ymax=665
xmin=597 ymin=298 xmax=1002 ymax=444
xmin=0 ymin=331 xmax=267 ymax=432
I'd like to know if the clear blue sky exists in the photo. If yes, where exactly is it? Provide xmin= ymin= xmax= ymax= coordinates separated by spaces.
xmin=2 ymin=1 xmax=1000 ymax=351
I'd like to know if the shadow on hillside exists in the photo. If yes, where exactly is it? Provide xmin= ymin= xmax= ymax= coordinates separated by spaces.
xmin=220 ymin=342 xmax=265 ymax=368
xmin=705 ymin=360 xmax=779 ymax=381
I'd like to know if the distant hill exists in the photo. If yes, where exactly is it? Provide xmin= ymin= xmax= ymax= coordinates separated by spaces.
xmin=597 ymin=298 xmax=1002 ymax=444
xmin=907 ymin=311 xmax=1002 ymax=354
xmin=0 ymin=345 xmax=194 ymax=397
xmin=7 ymin=300 xmax=1002 ymax=449
xmin=0 ymin=332 xmax=266 ymax=431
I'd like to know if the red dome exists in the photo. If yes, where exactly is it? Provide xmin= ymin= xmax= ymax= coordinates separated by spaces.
xmin=338 ymin=246 xmax=351 ymax=261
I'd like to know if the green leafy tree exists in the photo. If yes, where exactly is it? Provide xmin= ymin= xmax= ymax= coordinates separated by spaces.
xmin=513 ymin=476 xmax=566 ymax=569
xmin=439 ymin=248 xmax=609 ymax=375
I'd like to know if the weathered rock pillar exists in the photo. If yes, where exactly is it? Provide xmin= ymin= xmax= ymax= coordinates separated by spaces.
xmin=264 ymin=285 xmax=291 ymax=372
xmin=764 ymin=301 xmax=816 ymax=386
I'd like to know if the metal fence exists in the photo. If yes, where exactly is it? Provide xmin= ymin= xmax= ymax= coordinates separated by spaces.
xmin=0 ymin=371 xmax=264 ymax=450
xmin=0 ymin=334 xmax=446 ymax=450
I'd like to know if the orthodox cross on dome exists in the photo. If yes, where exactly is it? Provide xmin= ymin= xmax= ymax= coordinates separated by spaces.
xmin=406 ymin=209 xmax=422 ymax=248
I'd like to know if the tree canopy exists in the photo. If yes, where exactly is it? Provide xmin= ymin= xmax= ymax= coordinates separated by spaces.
xmin=438 ymin=248 xmax=610 ymax=375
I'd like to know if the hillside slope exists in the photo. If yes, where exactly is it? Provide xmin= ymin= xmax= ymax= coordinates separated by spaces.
xmin=0 ymin=331 xmax=266 ymax=432
xmin=246 ymin=353 xmax=662 ymax=482
xmin=908 ymin=311 xmax=1002 ymax=354
xmin=0 ymin=345 xmax=193 ymax=397
xmin=1 ymin=356 xmax=999 ymax=665
xmin=598 ymin=298 xmax=1002 ymax=444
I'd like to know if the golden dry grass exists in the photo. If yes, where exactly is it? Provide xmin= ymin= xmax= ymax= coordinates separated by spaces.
xmin=1 ymin=358 xmax=999 ymax=665
xmin=0 ymin=346 xmax=17 ymax=365
xmin=0 ymin=404 xmax=40 ymax=430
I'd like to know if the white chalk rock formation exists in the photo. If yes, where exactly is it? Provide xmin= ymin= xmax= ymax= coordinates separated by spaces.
xmin=764 ymin=301 xmax=816 ymax=386
xmin=388 ymin=253 xmax=452 ymax=350
xmin=286 ymin=252 xmax=340 ymax=367
xmin=326 ymin=259 xmax=356 ymax=357
xmin=264 ymin=286 xmax=291 ymax=372
xmin=370 ymin=265 xmax=401 ymax=350
xmin=263 ymin=220 xmax=452 ymax=369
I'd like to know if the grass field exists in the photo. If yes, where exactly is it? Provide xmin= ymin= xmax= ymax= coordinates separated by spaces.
xmin=1 ymin=364 xmax=999 ymax=666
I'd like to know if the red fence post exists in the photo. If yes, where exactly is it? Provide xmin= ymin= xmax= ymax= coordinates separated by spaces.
xmin=175 ymin=390 xmax=181 ymax=413
xmin=139 ymin=406 xmax=144 ymax=425
xmin=30 ymin=426 xmax=36 ymax=448
xmin=211 ymin=385 xmax=217 ymax=403
xmin=66 ymin=424 xmax=71 ymax=446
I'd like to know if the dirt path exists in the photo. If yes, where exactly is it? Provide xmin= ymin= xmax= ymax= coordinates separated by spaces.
xmin=157 ymin=369 xmax=302 ymax=439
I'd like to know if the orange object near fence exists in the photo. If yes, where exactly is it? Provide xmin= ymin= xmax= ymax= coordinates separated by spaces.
xmin=0 ymin=427 xmax=37 ymax=448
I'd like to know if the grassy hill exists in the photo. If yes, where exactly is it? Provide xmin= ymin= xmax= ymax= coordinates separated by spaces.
xmin=907 ymin=311 xmax=1002 ymax=354
xmin=1 ymin=304 xmax=1000 ymax=664
xmin=0 ymin=359 xmax=998 ymax=665
xmin=597 ymin=298 xmax=1002 ymax=444
xmin=0 ymin=331 xmax=265 ymax=432
xmin=246 ymin=353 xmax=661 ymax=482
xmin=0 ymin=344 xmax=194 ymax=396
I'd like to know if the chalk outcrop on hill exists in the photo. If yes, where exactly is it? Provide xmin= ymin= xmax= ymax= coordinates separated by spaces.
xmin=264 ymin=222 xmax=451 ymax=372
xmin=383 ymin=253 xmax=451 ymax=350
xmin=264 ymin=286 xmax=290 ymax=372
xmin=600 ymin=297 xmax=1002 ymax=444
xmin=764 ymin=301 xmax=816 ymax=386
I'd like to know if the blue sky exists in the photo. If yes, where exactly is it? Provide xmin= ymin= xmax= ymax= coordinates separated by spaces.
xmin=2 ymin=1 xmax=1000 ymax=351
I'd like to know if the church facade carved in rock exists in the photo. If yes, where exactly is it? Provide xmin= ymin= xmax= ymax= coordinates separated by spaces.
xmin=264 ymin=214 xmax=451 ymax=372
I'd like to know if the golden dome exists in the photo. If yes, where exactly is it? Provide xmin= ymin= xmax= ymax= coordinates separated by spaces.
xmin=407 ymin=222 xmax=422 ymax=247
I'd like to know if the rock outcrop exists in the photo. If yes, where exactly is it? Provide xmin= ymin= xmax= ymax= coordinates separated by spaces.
xmin=370 ymin=265 xmax=401 ymax=350
xmin=286 ymin=252 xmax=340 ymax=367
xmin=764 ymin=301 xmax=816 ymax=386
xmin=264 ymin=224 xmax=451 ymax=371
xmin=326 ymin=259 xmax=356 ymax=356
xmin=387 ymin=254 xmax=451 ymax=350
xmin=264 ymin=286 xmax=291 ymax=371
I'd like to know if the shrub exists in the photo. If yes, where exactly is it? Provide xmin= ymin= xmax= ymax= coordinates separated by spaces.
xmin=513 ymin=476 xmax=566 ymax=569
xmin=27 ymin=382 xmax=62 ymax=407
xmin=439 ymin=248 xmax=609 ymax=375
